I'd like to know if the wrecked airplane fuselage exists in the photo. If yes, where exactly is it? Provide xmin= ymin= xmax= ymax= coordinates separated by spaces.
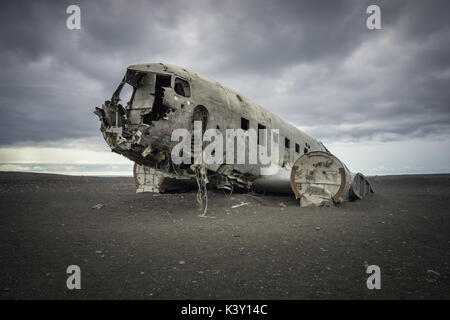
xmin=94 ymin=63 xmax=372 ymax=207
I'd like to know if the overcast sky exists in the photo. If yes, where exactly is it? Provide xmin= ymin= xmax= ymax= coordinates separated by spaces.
xmin=0 ymin=0 xmax=449 ymax=175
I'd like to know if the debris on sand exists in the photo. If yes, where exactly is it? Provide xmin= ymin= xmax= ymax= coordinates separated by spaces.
xmin=278 ymin=202 xmax=287 ymax=208
xmin=91 ymin=203 xmax=105 ymax=210
xmin=427 ymin=269 xmax=440 ymax=277
xmin=231 ymin=202 xmax=249 ymax=209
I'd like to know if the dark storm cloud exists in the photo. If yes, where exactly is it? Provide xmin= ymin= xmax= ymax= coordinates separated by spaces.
xmin=0 ymin=0 xmax=449 ymax=144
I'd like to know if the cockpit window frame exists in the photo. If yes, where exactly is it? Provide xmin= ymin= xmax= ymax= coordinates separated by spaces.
xmin=174 ymin=77 xmax=191 ymax=98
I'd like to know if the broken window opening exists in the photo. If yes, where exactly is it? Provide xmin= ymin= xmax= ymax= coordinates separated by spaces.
xmin=119 ymin=83 xmax=135 ymax=107
xmin=143 ymin=74 xmax=171 ymax=125
xmin=285 ymin=137 xmax=290 ymax=149
xmin=258 ymin=123 xmax=266 ymax=145
xmin=157 ymin=74 xmax=171 ymax=88
xmin=112 ymin=69 xmax=146 ymax=106
xmin=241 ymin=117 xmax=249 ymax=131
xmin=174 ymin=77 xmax=191 ymax=97
xmin=295 ymin=143 xmax=300 ymax=153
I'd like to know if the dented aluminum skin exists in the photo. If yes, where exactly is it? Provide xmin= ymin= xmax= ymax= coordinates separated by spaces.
xmin=290 ymin=151 xmax=373 ymax=207
xmin=94 ymin=63 xmax=372 ymax=205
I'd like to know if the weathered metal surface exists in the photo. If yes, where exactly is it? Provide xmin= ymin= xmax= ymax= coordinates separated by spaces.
xmin=290 ymin=151 xmax=373 ymax=206
xmin=290 ymin=151 xmax=351 ymax=206
xmin=133 ymin=163 xmax=166 ymax=193
xmin=349 ymin=172 xmax=374 ymax=200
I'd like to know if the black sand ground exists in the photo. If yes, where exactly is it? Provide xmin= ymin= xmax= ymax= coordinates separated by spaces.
xmin=0 ymin=172 xmax=449 ymax=299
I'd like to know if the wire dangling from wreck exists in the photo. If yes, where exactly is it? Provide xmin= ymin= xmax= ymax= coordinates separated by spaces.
xmin=193 ymin=152 xmax=209 ymax=217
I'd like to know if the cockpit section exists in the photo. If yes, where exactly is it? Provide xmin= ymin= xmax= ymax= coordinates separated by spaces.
xmin=94 ymin=66 xmax=193 ymax=171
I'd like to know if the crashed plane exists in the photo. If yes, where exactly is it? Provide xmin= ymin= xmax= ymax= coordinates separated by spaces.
xmin=94 ymin=63 xmax=373 ymax=207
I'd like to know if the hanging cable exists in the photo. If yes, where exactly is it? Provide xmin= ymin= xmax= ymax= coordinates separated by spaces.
xmin=193 ymin=152 xmax=209 ymax=217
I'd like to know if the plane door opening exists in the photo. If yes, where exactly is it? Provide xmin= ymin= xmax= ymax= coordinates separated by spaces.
xmin=192 ymin=105 xmax=208 ymax=133
xmin=191 ymin=105 xmax=209 ymax=161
